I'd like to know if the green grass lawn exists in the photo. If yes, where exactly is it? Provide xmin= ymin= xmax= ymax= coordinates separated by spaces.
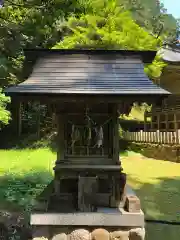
xmin=121 ymin=151 xmax=180 ymax=240
xmin=0 ymin=148 xmax=55 ymax=212
xmin=0 ymin=148 xmax=180 ymax=239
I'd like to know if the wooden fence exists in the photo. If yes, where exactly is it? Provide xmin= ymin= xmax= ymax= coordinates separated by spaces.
xmin=122 ymin=130 xmax=180 ymax=145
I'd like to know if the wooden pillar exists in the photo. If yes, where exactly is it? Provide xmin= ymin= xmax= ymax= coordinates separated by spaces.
xmin=54 ymin=174 xmax=60 ymax=197
xmin=165 ymin=113 xmax=168 ymax=131
xmin=54 ymin=112 xmax=65 ymax=196
xmin=57 ymin=113 xmax=65 ymax=161
xmin=157 ymin=114 xmax=160 ymax=130
xmin=165 ymin=113 xmax=168 ymax=144
xmin=37 ymin=102 xmax=40 ymax=138
xmin=113 ymin=104 xmax=119 ymax=164
xmin=10 ymin=97 xmax=22 ymax=137
xmin=107 ymin=117 xmax=112 ymax=159
xmin=110 ymin=176 xmax=116 ymax=207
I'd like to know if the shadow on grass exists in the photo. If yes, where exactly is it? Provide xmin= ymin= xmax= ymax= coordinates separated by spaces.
xmin=146 ymin=223 xmax=180 ymax=240
xmin=128 ymin=175 xmax=180 ymax=240
xmin=119 ymin=139 xmax=130 ymax=153
xmin=0 ymin=170 xmax=53 ymax=213
xmin=0 ymin=170 xmax=53 ymax=239
xmin=0 ymin=166 xmax=180 ymax=239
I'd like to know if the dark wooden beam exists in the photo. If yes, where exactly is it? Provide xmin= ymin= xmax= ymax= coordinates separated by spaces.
xmin=113 ymin=104 xmax=120 ymax=164
xmin=57 ymin=113 xmax=65 ymax=161
xmin=13 ymin=94 xmax=165 ymax=113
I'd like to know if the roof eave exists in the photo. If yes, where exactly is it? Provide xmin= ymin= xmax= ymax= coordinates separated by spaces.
xmin=23 ymin=49 xmax=157 ymax=64
xmin=5 ymin=89 xmax=171 ymax=97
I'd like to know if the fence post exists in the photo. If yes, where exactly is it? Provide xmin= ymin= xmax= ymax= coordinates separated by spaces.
xmin=174 ymin=113 xmax=178 ymax=144
xmin=149 ymin=131 xmax=152 ymax=143
xmin=140 ymin=130 xmax=143 ymax=142
xmin=178 ymin=129 xmax=180 ymax=144
xmin=162 ymin=131 xmax=165 ymax=144
xmin=123 ymin=129 xmax=180 ymax=145
xmin=153 ymin=131 xmax=155 ymax=143
xmin=156 ymin=130 xmax=160 ymax=144
xmin=159 ymin=131 xmax=162 ymax=144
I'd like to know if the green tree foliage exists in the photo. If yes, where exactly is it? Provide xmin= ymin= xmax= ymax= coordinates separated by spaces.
xmin=0 ymin=0 xmax=178 ymax=89
xmin=53 ymin=0 xmax=165 ymax=78
xmin=54 ymin=1 xmax=152 ymax=49
xmin=53 ymin=5 xmax=158 ymax=50
xmin=0 ymin=0 xmax=86 ymax=88
xmin=144 ymin=55 xmax=167 ymax=79
xmin=0 ymin=89 xmax=11 ymax=126
xmin=121 ymin=0 xmax=178 ymax=42
xmin=0 ymin=0 xmax=177 ymax=131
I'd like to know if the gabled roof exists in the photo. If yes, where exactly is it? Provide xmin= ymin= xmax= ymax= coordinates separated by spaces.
xmin=6 ymin=49 xmax=169 ymax=96
xmin=159 ymin=46 xmax=180 ymax=63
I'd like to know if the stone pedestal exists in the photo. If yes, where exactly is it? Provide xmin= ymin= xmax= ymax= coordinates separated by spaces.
xmin=31 ymin=185 xmax=145 ymax=240
xmin=31 ymin=206 xmax=145 ymax=239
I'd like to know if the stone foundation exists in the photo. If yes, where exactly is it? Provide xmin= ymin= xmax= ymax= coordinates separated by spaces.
xmin=32 ymin=226 xmax=145 ymax=240
xmin=31 ymin=207 xmax=145 ymax=240
xmin=31 ymin=186 xmax=145 ymax=240
xmin=130 ymin=142 xmax=180 ymax=162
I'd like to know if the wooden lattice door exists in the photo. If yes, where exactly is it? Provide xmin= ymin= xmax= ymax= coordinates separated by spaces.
xmin=65 ymin=110 xmax=113 ymax=158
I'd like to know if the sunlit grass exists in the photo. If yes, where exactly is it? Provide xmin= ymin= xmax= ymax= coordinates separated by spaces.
xmin=121 ymin=151 xmax=180 ymax=240
xmin=1 ymin=148 xmax=180 ymax=239
xmin=0 ymin=148 xmax=55 ymax=175
xmin=0 ymin=148 xmax=55 ymax=212
xmin=122 ymin=151 xmax=180 ymax=221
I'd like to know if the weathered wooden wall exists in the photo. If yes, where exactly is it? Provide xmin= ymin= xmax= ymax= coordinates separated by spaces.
xmin=145 ymin=64 xmax=180 ymax=133
xmin=145 ymin=107 xmax=180 ymax=132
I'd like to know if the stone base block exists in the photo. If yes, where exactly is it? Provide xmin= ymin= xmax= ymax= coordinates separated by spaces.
xmin=125 ymin=196 xmax=141 ymax=213
xmin=31 ymin=207 xmax=144 ymax=227
xmin=123 ymin=185 xmax=141 ymax=213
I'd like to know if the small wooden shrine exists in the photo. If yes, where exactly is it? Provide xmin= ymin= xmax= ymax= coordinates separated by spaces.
xmin=6 ymin=49 xmax=169 ymax=240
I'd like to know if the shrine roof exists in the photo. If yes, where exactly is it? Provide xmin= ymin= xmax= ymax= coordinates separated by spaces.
xmin=6 ymin=49 xmax=169 ymax=96
xmin=159 ymin=46 xmax=180 ymax=63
